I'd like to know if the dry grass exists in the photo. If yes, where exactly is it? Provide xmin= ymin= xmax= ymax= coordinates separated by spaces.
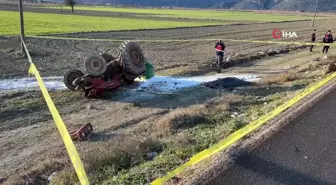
xmin=155 ymin=94 xmax=245 ymax=136
xmin=324 ymin=63 xmax=336 ymax=74
xmin=313 ymin=56 xmax=336 ymax=74
xmin=49 ymin=136 xmax=163 ymax=185
xmin=297 ymin=55 xmax=336 ymax=74
xmin=5 ymin=158 xmax=68 ymax=185
xmin=156 ymin=105 xmax=210 ymax=135
xmin=259 ymin=72 xmax=298 ymax=85
xmin=316 ymin=56 xmax=336 ymax=67
xmin=85 ymin=137 xmax=162 ymax=171
xmin=205 ymin=94 xmax=244 ymax=108
xmin=297 ymin=63 xmax=317 ymax=73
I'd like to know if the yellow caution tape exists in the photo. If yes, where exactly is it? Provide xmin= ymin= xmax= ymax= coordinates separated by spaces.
xmin=151 ymin=72 xmax=336 ymax=185
xmin=28 ymin=35 xmax=333 ymax=46
xmin=22 ymin=39 xmax=90 ymax=185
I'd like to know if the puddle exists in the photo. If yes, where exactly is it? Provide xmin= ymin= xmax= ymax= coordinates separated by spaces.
xmin=133 ymin=73 xmax=261 ymax=95
xmin=0 ymin=76 xmax=66 ymax=91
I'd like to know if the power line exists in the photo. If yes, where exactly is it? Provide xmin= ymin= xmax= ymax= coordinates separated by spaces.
xmin=312 ymin=0 xmax=319 ymax=27
xmin=19 ymin=0 xmax=25 ymax=52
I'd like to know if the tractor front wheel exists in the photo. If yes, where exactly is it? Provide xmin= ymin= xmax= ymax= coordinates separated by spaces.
xmin=64 ymin=69 xmax=84 ymax=91
xmin=84 ymin=55 xmax=107 ymax=77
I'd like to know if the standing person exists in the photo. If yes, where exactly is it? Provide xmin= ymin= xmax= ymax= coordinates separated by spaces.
xmin=215 ymin=39 xmax=226 ymax=73
xmin=322 ymin=30 xmax=333 ymax=58
xmin=310 ymin=29 xmax=316 ymax=52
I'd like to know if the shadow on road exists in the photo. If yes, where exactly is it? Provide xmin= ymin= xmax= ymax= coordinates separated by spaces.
xmin=235 ymin=152 xmax=333 ymax=185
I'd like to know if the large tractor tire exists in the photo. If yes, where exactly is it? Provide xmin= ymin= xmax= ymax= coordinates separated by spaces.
xmin=119 ymin=41 xmax=146 ymax=81
xmin=64 ymin=69 xmax=84 ymax=91
xmin=84 ymin=55 xmax=107 ymax=76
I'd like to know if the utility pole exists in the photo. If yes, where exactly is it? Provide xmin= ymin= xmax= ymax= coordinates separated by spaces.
xmin=176 ymin=0 xmax=179 ymax=7
xmin=312 ymin=0 xmax=319 ymax=27
xmin=19 ymin=0 xmax=25 ymax=52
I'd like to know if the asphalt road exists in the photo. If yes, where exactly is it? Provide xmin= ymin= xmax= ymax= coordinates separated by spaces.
xmin=207 ymin=90 xmax=336 ymax=185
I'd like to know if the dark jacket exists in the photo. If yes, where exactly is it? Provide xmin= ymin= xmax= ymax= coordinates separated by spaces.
xmin=323 ymin=33 xmax=333 ymax=43
xmin=311 ymin=33 xmax=316 ymax=42
xmin=215 ymin=41 xmax=225 ymax=56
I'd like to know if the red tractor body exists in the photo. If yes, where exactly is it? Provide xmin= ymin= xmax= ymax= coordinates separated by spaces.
xmin=64 ymin=41 xmax=146 ymax=98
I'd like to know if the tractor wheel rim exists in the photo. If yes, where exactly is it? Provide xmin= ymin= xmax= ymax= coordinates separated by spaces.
xmin=92 ymin=61 xmax=100 ymax=69
xmin=67 ymin=73 xmax=82 ymax=88
xmin=131 ymin=51 xmax=140 ymax=64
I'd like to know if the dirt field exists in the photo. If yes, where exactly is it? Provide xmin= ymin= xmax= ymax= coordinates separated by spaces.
xmin=1 ymin=7 xmax=336 ymax=184
xmin=0 ymin=4 xmax=225 ymax=23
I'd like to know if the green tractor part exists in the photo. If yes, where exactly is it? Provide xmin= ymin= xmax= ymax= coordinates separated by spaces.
xmin=145 ymin=61 xmax=155 ymax=79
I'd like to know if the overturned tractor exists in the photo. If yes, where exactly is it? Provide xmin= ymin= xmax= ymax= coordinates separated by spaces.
xmin=64 ymin=41 xmax=148 ymax=98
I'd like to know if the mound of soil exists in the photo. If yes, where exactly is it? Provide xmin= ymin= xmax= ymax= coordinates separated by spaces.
xmin=203 ymin=77 xmax=253 ymax=89
xmin=324 ymin=63 xmax=336 ymax=74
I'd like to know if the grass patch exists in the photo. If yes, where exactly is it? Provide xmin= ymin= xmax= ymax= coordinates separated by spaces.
xmin=95 ymin=91 xmax=299 ymax=185
xmin=317 ymin=57 xmax=336 ymax=66
xmin=50 ymin=136 xmax=164 ymax=185
xmin=5 ymin=157 xmax=68 ymax=185
xmin=156 ymin=105 xmax=210 ymax=135
xmin=0 ymin=10 xmax=221 ymax=35
xmin=155 ymin=94 xmax=245 ymax=135
xmin=110 ymin=69 xmax=325 ymax=184
xmin=259 ymin=72 xmax=298 ymax=85
xmin=317 ymin=56 xmax=336 ymax=74
xmin=46 ymin=6 xmax=312 ymax=22
xmin=296 ymin=55 xmax=336 ymax=74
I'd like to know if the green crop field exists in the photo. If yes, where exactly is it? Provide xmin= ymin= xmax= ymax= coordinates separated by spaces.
xmin=47 ymin=6 xmax=312 ymax=22
xmin=0 ymin=10 xmax=221 ymax=36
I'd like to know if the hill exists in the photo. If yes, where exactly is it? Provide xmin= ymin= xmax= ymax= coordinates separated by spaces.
xmin=274 ymin=0 xmax=336 ymax=12
xmin=1 ymin=0 xmax=335 ymax=12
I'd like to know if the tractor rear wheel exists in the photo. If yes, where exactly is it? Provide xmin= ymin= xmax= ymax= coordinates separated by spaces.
xmin=119 ymin=41 xmax=146 ymax=81
xmin=100 ymin=49 xmax=116 ymax=63
xmin=64 ymin=69 xmax=84 ymax=91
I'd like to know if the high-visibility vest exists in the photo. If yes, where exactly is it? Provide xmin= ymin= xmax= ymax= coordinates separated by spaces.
xmin=216 ymin=45 xmax=223 ymax=50
xmin=324 ymin=34 xmax=332 ymax=43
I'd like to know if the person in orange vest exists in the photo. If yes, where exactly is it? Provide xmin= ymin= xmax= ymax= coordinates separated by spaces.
xmin=322 ymin=30 xmax=333 ymax=58
xmin=215 ymin=39 xmax=226 ymax=73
